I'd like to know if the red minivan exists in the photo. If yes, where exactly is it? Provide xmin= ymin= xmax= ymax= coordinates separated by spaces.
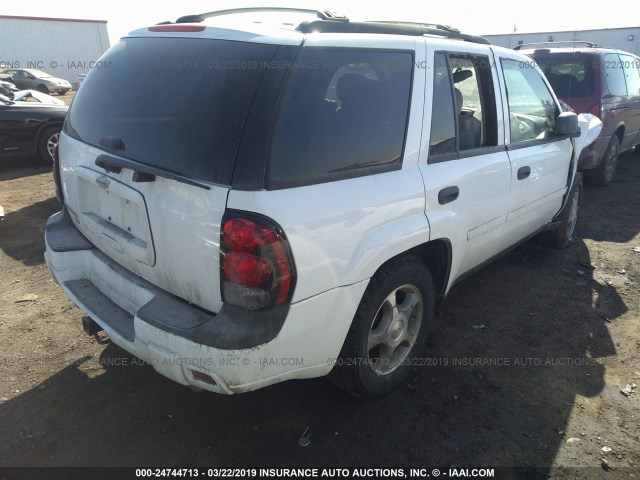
xmin=520 ymin=43 xmax=640 ymax=186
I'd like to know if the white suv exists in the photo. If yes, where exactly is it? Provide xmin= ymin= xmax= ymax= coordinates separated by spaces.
xmin=45 ymin=8 xmax=593 ymax=398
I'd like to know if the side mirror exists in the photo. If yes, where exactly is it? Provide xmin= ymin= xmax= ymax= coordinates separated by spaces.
xmin=554 ymin=111 xmax=581 ymax=137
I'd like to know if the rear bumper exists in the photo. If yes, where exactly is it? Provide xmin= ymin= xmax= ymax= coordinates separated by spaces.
xmin=49 ymin=85 xmax=69 ymax=93
xmin=45 ymin=209 xmax=367 ymax=394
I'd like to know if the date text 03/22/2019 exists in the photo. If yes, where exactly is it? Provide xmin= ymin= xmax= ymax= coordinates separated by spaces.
xmin=134 ymin=467 xmax=496 ymax=478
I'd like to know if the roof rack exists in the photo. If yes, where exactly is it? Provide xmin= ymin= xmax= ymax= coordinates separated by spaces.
xmin=174 ymin=7 xmax=348 ymax=24
xmin=168 ymin=8 xmax=490 ymax=45
xmin=296 ymin=19 xmax=491 ymax=44
xmin=514 ymin=40 xmax=598 ymax=51
xmin=366 ymin=21 xmax=461 ymax=33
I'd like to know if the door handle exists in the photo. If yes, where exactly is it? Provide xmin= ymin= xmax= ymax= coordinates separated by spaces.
xmin=517 ymin=166 xmax=531 ymax=180
xmin=438 ymin=186 xmax=459 ymax=205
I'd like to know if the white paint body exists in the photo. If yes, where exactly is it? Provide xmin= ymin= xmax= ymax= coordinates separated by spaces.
xmin=45 ymin=20 xmax=600 ymax=394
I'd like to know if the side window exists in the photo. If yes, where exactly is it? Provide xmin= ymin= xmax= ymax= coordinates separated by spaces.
xmin=268 ymin=49 xmax=413 ymax=189
xmin=501 ymin=59 xmax=558 ymax=144
xmin=450 ymin=54 xmax=497 ymax=150
xmin=324 ymin=64 xmax=380 ymax=109
xmin=429 ymin=52 xmax=497 ymax=159
xmin=620 ymin=54 xmax=640 ymax=96
xmin=429 ymin=53 xmax=457 ymax=156
xmin=604 ymin=54 xmax=628 ymax=96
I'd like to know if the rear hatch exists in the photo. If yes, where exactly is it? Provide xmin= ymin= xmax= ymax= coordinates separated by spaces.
xmin=531 ymin=51 xmax=600 ymax=115
xmin=60 ymin=34 xmax=295 ymax=312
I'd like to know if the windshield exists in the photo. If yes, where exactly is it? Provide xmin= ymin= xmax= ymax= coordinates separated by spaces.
xmin=64 ymin=37 xmax=282 ymax=185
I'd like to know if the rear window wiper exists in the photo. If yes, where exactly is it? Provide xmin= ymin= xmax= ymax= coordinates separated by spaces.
xmin=95 ymin=154 xmax=211 ymax=190
xmin=328 ymin=156 xmax=401 ymax=173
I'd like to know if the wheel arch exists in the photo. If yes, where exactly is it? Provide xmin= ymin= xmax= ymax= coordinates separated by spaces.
xmin=612 ymin=124 xmax=624 ymax=144
xmin=366 ymin=238 xmax=453 ymax=305
xmin=36 ymin=121 xmax=63 ymax=145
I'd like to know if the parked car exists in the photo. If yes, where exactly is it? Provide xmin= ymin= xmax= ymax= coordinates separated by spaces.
xmin=0 ymin=93 xmax=67 ymax=163
xmin=45 ymin=9 xmax=599 ymax=398
xmin=12 ymin=89 xmax=66 ymax=106
xmin=0 ymin=68 xmax=71 ymax=96
xmin=0 ymin=80 xmax=19 ymax=99
xmin=519 ymin=42 xmax=640 ymax=186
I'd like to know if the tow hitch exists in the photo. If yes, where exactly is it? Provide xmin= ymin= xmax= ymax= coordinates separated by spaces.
xmin=82 ymin=316 xmax=104 ymax=336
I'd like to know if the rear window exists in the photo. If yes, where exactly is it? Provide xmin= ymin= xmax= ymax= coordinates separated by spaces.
xmin=267 ymin=49 xmax=413 ymax=189
xmin=532 ymin=52 xmax=595 ymax=98
xmin=64 ymin=38 xmax=281 ymax=185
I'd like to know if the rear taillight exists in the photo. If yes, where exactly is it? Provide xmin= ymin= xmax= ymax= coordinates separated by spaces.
xmin=220 ymin=212 xmax=296 ymax=310
xmin=589 ymin=103 xmax=602 ymax=119
xmin=52 ymin=143 xmax=64 ymax=204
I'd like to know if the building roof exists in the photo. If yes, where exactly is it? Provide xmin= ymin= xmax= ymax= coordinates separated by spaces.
xmin=485 ymin=25 xmax=639 ymax=37
xmin=0 ymin=15 xmax=107 ymax=24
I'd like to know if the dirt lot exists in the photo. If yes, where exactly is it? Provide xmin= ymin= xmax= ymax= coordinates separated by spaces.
xmin=0 ymin=122 xmax=639 ymax=477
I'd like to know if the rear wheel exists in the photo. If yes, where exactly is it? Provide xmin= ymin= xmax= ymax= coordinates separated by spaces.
xmin=37 ymin=84 xmax=50 ymax=95
xmin=329 ymin=256 xmax=434 ymax=398
xmin=38 ymin=126 xmax=60 ymax=165
xmin=586 ymin=136 xmax=619 ymax=186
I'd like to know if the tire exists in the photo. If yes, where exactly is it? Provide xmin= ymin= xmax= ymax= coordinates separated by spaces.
xmin=37 ymin=84 xmax=50 ymax=95
xmin=328 ymin=256 xmax=435 ymax=398
xmin=58 ymin=90 xmax=69 ymax=96
xmin=539 ymin=173 xmax=583 ymax=249
xmin=38 ymin=126 xmax=60 ymax=165
xmin=586 ymin=136 xmax=619 ymax=186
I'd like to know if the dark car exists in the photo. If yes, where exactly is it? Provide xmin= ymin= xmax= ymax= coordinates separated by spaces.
xmin=520 ymin=42 xmax=640 ymax=186
xmin=0 ymin=93 xmax=68 ymax=164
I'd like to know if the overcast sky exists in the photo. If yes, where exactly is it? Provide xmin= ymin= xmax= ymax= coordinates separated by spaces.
xmin=4 ymin=0 xmax=638 ymax=46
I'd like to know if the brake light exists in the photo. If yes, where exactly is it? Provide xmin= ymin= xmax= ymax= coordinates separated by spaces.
xmin=222 ymin=218 xmax=276 ymax=251
xmin=589 ymin=103 xmax=602 ymax=119
xmin=223 ymin=252 xmax=270 ymax=287
xmin=148 ymin=25 xmax=206 ymax=32
xmin=190 ymin=369 xmax=216 ymax=385
xmin=220 ymin=212 xmax=296 ymax=310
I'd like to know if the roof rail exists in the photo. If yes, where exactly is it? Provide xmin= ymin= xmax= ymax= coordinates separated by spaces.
xmin=168 ymin=8 xmax=489 ymax=45
xmin=514 ymin=40 xmax=598 ymax=50
xmin=174 ymin=7 xmax=348 ymax=24
xmin=295 ymin=19 xmax=491 ymax=45
xmin=366 ymin=21 xmax=461 ymax=33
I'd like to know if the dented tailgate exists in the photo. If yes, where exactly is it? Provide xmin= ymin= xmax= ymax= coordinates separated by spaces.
xmin=60 ymin=135 xmax=230 ymax=312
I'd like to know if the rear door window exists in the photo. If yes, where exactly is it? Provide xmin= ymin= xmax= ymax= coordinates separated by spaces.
xmin=267 ymin=49 xmax=413 ymax=189
xmin=429 ymin=53 xmax=457 ymax=156
xmin=428 ymin=52 xmax=498 ymax=160
xmin=64 ymin=38 xmax=281 ymax=185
